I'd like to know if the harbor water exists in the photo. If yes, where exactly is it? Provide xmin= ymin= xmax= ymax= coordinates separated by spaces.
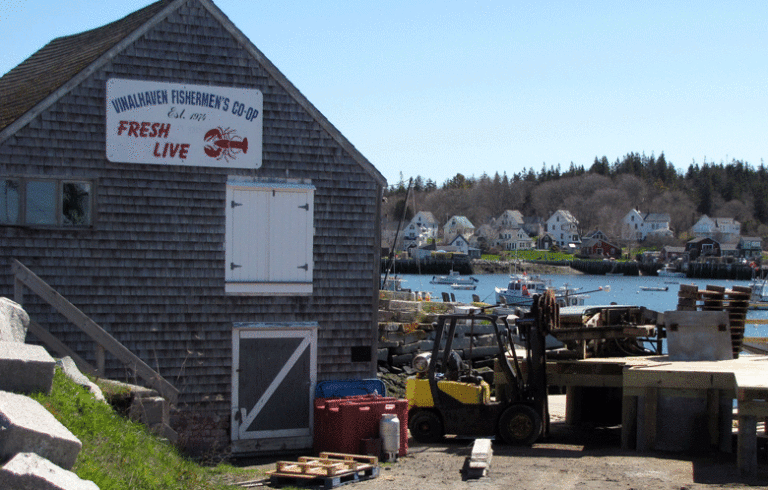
xmin=394 ymin=272 xmax=768 ymax=338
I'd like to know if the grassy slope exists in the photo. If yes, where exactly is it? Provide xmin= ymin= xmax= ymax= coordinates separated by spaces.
xmin=29 ymin=369 xmax=258 ymax=490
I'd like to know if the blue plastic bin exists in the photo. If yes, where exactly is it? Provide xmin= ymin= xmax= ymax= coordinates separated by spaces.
xmin=314 ymin=379 xmax=387 ymax=399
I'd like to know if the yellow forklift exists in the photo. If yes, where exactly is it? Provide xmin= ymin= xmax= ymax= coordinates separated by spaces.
xmin=406 ymin=291 xmax=559 ymax=444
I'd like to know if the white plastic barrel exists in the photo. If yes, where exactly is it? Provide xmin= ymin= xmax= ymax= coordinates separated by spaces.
xmin=380 ymin=413 xmax=400 ymax=461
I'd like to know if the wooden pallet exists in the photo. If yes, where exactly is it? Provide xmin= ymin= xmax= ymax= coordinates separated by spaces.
xmin=677 ymin=284 xmax=751 ymax=358
xmin=267 ymin=453 xmax=379 ymax=489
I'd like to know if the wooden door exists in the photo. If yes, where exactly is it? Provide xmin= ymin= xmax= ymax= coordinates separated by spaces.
xmin=231 ymin=323 xmax=317 ymax=453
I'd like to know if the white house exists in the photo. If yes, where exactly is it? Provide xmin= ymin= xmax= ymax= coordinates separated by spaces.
xmin=496 ymin=227 xmax=534 ymax=251
xmin=402 ymin=211 xmax=438 ymax=248
xmin=448 ymin=234 xmax=472 ymax=255
xmin=496 ymin=210 xmax=524 ymax=229
xmin=691 ymin=215 xmax=741 ymax=242
xmin=545 ymin=210 xmax=580 ymax=248
xmin=443 ymin=216 xmax=475 ymax=243
xmin=471 ymin=223 xmax=498 ymax=250
xmin=621 ymin=210 xmax=673 ymax=241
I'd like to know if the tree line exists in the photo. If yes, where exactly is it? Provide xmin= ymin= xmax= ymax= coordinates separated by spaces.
xmin=384 ymin=152 xmax=768 ymax=243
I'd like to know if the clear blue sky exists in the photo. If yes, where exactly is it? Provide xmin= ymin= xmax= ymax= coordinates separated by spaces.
xmin=2 ymin=1 xmax=767 ymax=187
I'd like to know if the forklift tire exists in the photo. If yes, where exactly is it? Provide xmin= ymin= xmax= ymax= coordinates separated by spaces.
xmin=497 ymin=404 xmax=542 ymax=445
xmin=409 ymin=410 xmax=444 ymax=443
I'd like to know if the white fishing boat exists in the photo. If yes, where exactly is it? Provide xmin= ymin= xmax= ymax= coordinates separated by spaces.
xmin=494 ymin=273 xmax=599 ymax=308
xmin=639 ymin=286 xmax=668 ymax=292
xmin=494 ymin=273 xmax=548 ymax=307
xmin=749 ymin=277 xmax=768 ymax=306
xmin=657 ymin=264 xmax=685 ymax=278
xmin=380 ymin=275 xmax=408 ymax=292
xmin=450 ymin=283 xmax=477 ymax=290
xmin=430 ymin=269 xmax=478 ymax=286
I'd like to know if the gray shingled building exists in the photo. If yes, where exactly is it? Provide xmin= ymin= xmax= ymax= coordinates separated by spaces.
xmin=0 ymin=0 xmax=385 ymax=453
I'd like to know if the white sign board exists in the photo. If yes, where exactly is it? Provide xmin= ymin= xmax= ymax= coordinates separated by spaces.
xmin=106 ymin=78 xmax=262 ymax=168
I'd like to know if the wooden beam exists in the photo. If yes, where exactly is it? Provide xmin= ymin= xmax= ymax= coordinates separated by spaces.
xmin=11 ymin=259 xmax=178 ymax=403
xmin=737 ymin=414 xmax=758 ymax=475
xmin=637 ymin=387 xmax=657 ymax=452
xmin=26 ymin=318 xmax=98 ymax=377
xmin=621 ymin=394 xmax=637 ymax=450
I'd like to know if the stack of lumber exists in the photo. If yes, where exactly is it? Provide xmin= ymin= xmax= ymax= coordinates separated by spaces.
xmin=676 ymin=284 xmax=751 ymax=358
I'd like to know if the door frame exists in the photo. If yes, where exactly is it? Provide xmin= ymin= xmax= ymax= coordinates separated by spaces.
xmin=231 ymin=322 xmax=318 ymax=453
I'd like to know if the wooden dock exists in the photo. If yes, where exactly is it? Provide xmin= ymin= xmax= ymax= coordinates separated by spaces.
xmin=548 ymin=355 xmax=768 ymax=475
xmin=544 ymin=283 xmax=768 ymax=474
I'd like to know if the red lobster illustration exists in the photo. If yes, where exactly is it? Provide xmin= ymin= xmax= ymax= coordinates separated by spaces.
xmin=204 ymin=127 xmax=248 ymax=161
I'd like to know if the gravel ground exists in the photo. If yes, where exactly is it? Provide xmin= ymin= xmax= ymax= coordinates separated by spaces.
xmin=230 ymin=395 xmax=768 ymax=490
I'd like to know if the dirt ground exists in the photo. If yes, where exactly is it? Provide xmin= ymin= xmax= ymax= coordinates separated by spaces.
xmin=230 ymin=396 xmax=768 ymax=490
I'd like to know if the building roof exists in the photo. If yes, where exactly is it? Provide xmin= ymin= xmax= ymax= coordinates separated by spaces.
xmin=411 ymin=211 xmax=437 ymax=225
xmin=549 ymin=210 xmax=578 ymax=223
xmin=500 ymin=210 xmax=524 ymax=223
xmin=643 ymin=213 xmax=670 ymax=222
xmin=661 ymin=246 xmax=686 ymax=253
xmin=687 ymin=236 xmax=720 ymax=244
xmin=0 ymin=0 xmax=385 ymax=186
xmin=446 ymin=216 xmax=475 ymax=228
xmin=0 ymin=0 xmax=173 ymax=133
xmin=714 ymin=217 xmax=739 ymax=227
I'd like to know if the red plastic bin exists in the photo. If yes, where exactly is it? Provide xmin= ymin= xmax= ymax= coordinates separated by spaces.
xmin=313 ymin=395 xmax=408 ymax=457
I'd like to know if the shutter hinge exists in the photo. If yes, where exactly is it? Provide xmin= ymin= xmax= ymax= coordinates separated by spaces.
xmin=230 ymin=262 xmax=242 ymax=270
xmin=298 ymin=203 xmax=309 ymax=211
xmin=297 ymin=263 xmax=309 ymax=271
xmin=231 ymin=201 xmax=243 ymax=208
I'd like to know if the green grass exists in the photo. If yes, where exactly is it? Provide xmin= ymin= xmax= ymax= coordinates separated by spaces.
xmin=29 ymin=369 xmax=258 ymax=490
xmin=483 ymin=250 xmax=576 ymax=262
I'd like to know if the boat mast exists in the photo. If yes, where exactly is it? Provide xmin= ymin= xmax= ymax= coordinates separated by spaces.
xmin=382 ymin=178 xmax=413 ymax=289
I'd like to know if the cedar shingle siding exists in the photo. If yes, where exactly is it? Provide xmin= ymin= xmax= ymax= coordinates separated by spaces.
xmin=0 ymin=0 xmax=384 ymax=449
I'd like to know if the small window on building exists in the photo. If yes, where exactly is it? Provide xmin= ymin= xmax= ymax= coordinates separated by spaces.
xmin=351 ymin=346 xmax=371 ymax=363
xmin=62 ymin=181 xmax=92 ymax=226
xmin=0 ymin=179 xmax=20 ymax=224
xmin=1 ymin=177 xmax=92 ymax=227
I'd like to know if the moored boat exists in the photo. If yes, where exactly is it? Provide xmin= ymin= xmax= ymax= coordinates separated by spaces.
xmin=657 ymin=264 xmax=686 ymax=278
xmin=380 ymin=275 xmax=409 ymax=292
xmin=450 ymin=283 xmax=477 ymax=290
xmin=494 ymin=273 xmax=548 ymax=307
xmin=639 ymin=286 xmax=668 ymax=291
xmin=495 ymin=273 xmax=598 ymax=308
xmin=430 ymin=269 xmax=478 ymax=286
xmin=749 ymin=277 xmax=768 ymax=307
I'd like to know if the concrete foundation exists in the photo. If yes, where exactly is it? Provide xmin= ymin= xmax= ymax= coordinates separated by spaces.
xmin=0 ymin=391 xmax=82 ymax=470
xmin=0 ymin=342 xmax=56 ymax=394
xmin=0 ymin=452 xmax=98 ymax=490
xmin=0 ymin=297 xmax=30 ymax=343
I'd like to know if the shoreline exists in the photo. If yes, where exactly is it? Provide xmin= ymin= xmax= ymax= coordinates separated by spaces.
xmin=470 ymin=259 xmax=583 ymax=276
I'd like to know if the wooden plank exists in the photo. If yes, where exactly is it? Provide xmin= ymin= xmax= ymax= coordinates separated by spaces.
xmin=14 ymin=277 xmax=23 ymax=305
xmin=26 ymin=318 xmax=98 ymax=376
xmin=737 ymin=414 xmax=758 ymax=475
xmin=706 ymin=389 xmax=720 ymax=448
xmin=738 ymin=400 xmax=768 ymax=418
xmin=638 ymin=387 xmax=657 ymax=452
xmin=621 ymin=394 xmax=637 ymax=450
xmin=11 ymin=259 xmax=178 ymax=403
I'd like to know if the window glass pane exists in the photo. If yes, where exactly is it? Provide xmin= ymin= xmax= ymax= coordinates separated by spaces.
xmin=62 ymin=181 xmax=91 ymax=226
xmin=0 ymin=179 xmax=20 ymax=224
xmin=26 ymin=180 xmax=57 ymax=225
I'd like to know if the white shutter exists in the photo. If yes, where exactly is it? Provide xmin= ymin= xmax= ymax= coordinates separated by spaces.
xmin=226 ymin=181 xmax=314 ymax=295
